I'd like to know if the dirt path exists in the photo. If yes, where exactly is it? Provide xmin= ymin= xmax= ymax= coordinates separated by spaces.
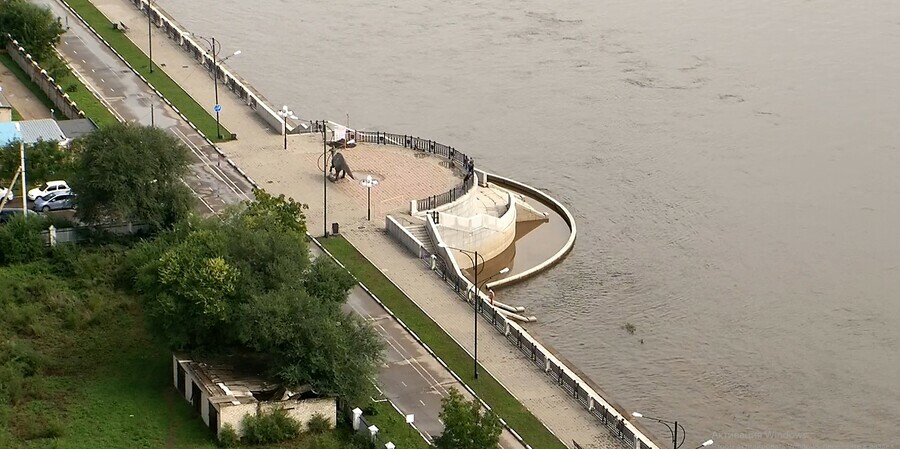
xmin=0 ymin=54 xmax=52 ymax=120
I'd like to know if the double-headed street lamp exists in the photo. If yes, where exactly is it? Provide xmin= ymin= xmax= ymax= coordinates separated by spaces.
xmin=438 ymin=242 xmax=508 ymax=379
xmin=631 ymin=412 xmax=713 ymax=449
xmin=360 ymin=175 xmax=379 ymax=221
xmin=278 ymin=105 xmax=298 ymax=150
xmin=193 ymin=34 xmax=240 ymax=139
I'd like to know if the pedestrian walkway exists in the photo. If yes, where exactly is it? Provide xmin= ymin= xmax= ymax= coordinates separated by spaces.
xmin=0 ymin=62 xmax=52 ymax=120
xmin=343 ymin=228 xmax=621 ymax=449
xmin=37 ymin=0 xmax=252 ymax=214
xmin=74 ymin=0 xmax=629 ymax=447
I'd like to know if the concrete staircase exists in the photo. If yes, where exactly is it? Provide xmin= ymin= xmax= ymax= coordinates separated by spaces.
xmin=406 ymin=224 xmax=436 ymax=254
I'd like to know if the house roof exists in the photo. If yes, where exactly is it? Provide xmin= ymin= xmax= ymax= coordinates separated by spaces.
xmin=0 ymin=119 xmax=67 ymax=146
xmin=57 ymin=119 xmax=97 ymax=140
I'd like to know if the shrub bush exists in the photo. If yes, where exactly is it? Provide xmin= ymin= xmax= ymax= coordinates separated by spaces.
xmin=306 ymin=412 xmax=332 ymax=434
xmin=0 ymin=215 xmax=47 ymax=265
xmin=348 ymin=431 xmax=376 ymax=449
xmin=217 ymin=423 xmax=240 ymax=447
xmin=241 ymin=407 xmax=301 ymax=445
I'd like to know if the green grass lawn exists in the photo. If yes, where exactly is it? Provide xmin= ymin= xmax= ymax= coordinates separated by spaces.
xmin=365 ymin=401 xmax=430 ymax=449
xmin=320 ymin=236 xmax=568 ymax=449
xmin=0 ymin=244 xmax=360 ymax=448
xmin=64 ymin=0 xmax=233 ymax=141
xmin=0 ymin=51 xmax=117 ymax=127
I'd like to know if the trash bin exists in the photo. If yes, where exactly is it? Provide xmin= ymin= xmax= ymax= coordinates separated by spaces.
xmin=332 ymin=223 xmax=339 ymax=235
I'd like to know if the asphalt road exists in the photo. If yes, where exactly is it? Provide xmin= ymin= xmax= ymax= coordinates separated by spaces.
xmin=36 ymin=0 xmax=253 ymax=215
xmin=38 ymin=1 xmax=527 ymax=446
xmin=310 ymin=243 xmax=523 ymax=448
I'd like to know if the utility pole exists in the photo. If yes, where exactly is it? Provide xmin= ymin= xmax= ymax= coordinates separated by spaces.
xmin=20 ymin=139 xmax=27 ymax=217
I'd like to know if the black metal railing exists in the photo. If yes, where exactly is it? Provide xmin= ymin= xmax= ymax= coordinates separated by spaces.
xmin=410 ymin=237 xmax=657 ymax=449
xmin=352 ymin=130 xmax=476 ymax=211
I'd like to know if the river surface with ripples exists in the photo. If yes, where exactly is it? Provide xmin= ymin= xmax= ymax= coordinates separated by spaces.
xmin=152 ymin=0 xmax=900 ymax=446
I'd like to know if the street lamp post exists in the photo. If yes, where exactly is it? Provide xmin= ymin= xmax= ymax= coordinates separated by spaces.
xmin=193 ymin=34 xmax=240 ymax=140
xmin=147 ymin=0 xmax=153 ymax=73
xmin=631 ymin=412 xmax=713 ymax=449
xmin=278 ymin=106 xmax=298 ymax=150
xmin=322 ymin=121 xmax=328 ymax=237
xmin=360 ymin=175 xmax=379 ymax=221
xmin=437 ymin=243 xmax=509 ymax=380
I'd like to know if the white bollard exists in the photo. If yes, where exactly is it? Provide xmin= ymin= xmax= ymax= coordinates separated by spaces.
xmin=48 ymin=225 xmax=57 ymax=247
xmin=368 ymin=425 xmax=379 ymax=441
xmin=351 ymin=408 xmax=363 ymax=431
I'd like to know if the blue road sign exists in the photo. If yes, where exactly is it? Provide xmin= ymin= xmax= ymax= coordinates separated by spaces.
xmin=213 ymin=104 xmax=222 ymax=113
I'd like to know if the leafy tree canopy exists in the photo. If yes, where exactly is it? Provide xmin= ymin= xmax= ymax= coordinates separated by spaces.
xmin=0 ymin=140 xmax=75 ymax=189
xmin=435 ymin=388 xmax=502 ymax=449
xmin=0 ymin=0 xmax=65 ymax=62
xmin=127 ymin=191 xmax=381 ymax=401
xmin=70 ymin=122 xmax=192 ymax=228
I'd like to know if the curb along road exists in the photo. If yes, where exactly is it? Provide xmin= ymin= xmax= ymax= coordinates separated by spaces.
xmin=310 ymin=236 xmax=531 ymax=449
xmin=45 ymin=0 xmax=578 ymax=446
xmin=50 ymin=0 xmax=260 ymax=196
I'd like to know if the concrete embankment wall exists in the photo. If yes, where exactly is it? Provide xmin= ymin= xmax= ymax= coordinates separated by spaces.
xmin=386 ymin=210 xmax=661 ymax=449
xmin=482 ymin=171 xmax=578 ymax=289
xmin=437 ymin=192 xmax=517 ymax=269
xmin=4 ymin=38 xmax=87 ymax=121
xmin=126 ymin=0 xmax=294 ymax=134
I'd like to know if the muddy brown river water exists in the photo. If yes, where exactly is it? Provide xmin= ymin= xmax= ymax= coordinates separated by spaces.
xmin=152 ymin=0 xmax=900 ymax=446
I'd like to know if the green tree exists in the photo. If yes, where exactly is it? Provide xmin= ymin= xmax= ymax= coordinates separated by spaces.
xmin=126 ymin=193 xmax=384 ymax=401
xmin=70 ymin=123 xmax=192 ymax=228
xmin=0 ymin=140 xmax=74 ymax=188
xmin=0 ymin=0 xmax=65 ymax=62
xmin=236 ymin=288 xmax=383 ymax=403
xmin=435 ymin=388 xmax=502 ymax=449
xmin=303 ymin=257 xmax=356 ymax=304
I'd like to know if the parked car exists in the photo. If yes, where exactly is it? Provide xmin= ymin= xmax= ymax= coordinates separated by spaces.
xmin=27 ymin=180 xmax=70 ymax=201
xmin=0 ymin=208 xmax=38 ymax=223
xmin=33 ymin=193 xmax=76 ymax=212
xmin=0 ymin=187 xmax=12 ymax=201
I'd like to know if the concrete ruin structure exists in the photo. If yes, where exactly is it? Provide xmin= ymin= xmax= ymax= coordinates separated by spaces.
xmin=172 ymin=355 xmax=336 ymax=440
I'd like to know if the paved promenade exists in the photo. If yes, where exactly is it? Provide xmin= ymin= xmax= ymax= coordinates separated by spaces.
xmin=37 ymin=0 xmax=252 ymax=214
xmin=48 ymin=1 xmax=524 ymax=446
xmin=67 ymin=0 xmax=626 ymax=447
